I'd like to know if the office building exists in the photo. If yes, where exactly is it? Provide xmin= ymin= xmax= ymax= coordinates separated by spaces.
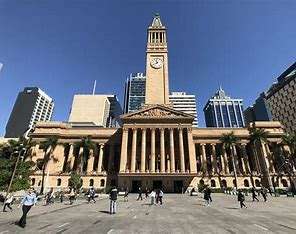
xmin=265 ymin=62 xmax=296 ymax=133
xmin=169 ymin=92 xmax=198 ymax=126
xmin=244 ymin=92 xmax=273 ymax=125
xmin=123 ymin=73 xmax=146 ymax=113
xmin=204 ymin=87 xmax=245 ymax=128
xmin=5 ymin=87 xmax=54 ymax=138
xmin=69 ymin=94 xmax=122 ymax=127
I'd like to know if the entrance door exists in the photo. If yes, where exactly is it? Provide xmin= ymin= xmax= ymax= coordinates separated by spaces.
xmin=153 ymin=180 xmax=163 ymax=190
xmin=174 ymin=180 xmax=183 ymax=193
xmin=132 ymin=180 xmax=142 ymax=193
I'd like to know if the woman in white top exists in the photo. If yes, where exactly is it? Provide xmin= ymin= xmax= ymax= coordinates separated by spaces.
xmin=149 ymin=190 xmax=156 ymax=205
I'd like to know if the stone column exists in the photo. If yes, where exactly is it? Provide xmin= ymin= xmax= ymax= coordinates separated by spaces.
xmin=166 ymin=154 xmax=170 ymax=172
xmin=187 ymin=128 xmax=197 ymax=173
xmin=169 ymin=128 xmax=175 ymax=173
xmin=179 ymin=128 xmax=185 ymax=173
xmin=97 ymin=144 xmax=104 ymax=173
xmin=87 ymin=149 xmax=94 ymax=173
xmin=160 ymin=128 xmax=166 ymax=173
xmin=232 ymin=145 xmax=240 ymax=174
xmin=265 ymin=143 xmax=275 ymax=173
xmin=69 ymin=144 xmax=75 ymax=171
xmin=108 ymin=144 xmax=115 ymax=172
xmin=211 ymin=144 xmax=218 ymax=174
xmin=222 ymin=146 xmax=229 ymax=174
xmin=220 ymin=153 xmax=225 ymax=174
xmin=131 ymin=128 xmax=137 ymax=173
xmin=140 ymin=128 xmax=146 ymax=173
xmin=240 ymin=143 xmax=250 ymax=174
xmin=119 ymin=128 xmax=128 ymax=173
xmin=52 ymin=144 xmax=65 ymax=173
xmin=261 ymin=142 xmax=270 ymax=172
xmin=201 ymin=144 xmax=207 ymax=173
xmin=150 ymin=128 xmax=156 ymax=173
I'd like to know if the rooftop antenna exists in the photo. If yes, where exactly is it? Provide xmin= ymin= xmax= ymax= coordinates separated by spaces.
xmin=92 ymin=80 xmax=96 ymax=95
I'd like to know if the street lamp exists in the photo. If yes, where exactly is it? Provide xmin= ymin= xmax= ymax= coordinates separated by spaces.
xmin=4 ymin=145 xmax=26 ymax=201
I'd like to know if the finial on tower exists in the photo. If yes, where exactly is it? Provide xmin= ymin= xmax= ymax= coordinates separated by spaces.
xmin=151 ymin=13 xmax=163 ymax=27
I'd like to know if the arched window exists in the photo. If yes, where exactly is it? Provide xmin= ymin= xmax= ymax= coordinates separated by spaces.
xmin=233 ymin=179 xmax=237 ymax=187
xmin=57 ymin=178 xmax=62 ymax=186
xmin=255 ymin=179 xmax=261 ymax=187
xmin=89 ymin=179 xmax=94 ymax=187
xmin=244 ymin=179 xmax=249 ymax=187
xmin=100 ymin=179 xmax=105 ymax=187
xmin=211 ymin=179 xmax=216 ymax=187
xmin=281 ymin=179 xmax=288 ymax=187
xmin=199 ymin=179 xmax=204 ymax=185
xmin=221 ymin=179 xmax=227 ymax=188
xmin=31 ymin=178 xmax=35 ymax=186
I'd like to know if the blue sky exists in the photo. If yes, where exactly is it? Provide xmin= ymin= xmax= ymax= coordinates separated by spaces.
xmin=0 ymin=0 xmax=295 ymax=135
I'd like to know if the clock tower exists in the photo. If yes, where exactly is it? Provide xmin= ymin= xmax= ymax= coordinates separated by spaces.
xmin=145 ymin=14 xmax=170 ymax=105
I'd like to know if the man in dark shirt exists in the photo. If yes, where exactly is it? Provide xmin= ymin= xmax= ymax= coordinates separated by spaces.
xmin=109 ymin=187 xmax=118 ymax=214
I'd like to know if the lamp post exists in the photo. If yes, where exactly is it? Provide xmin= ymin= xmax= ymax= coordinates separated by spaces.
xmin=4 ymin=146 xmax=26 ymax=201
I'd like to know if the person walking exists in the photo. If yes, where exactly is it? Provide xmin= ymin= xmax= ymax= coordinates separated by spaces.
xmin=149 ymin=190 xmax=156 ymax=205
xmin=238 ymin=190 xmax=247 ymax=208
xmin=45 ymin=188 xmax=54 ymax=205
xmin=17 ymin=188 xmax=37 ymax=228
xmin=3 ymin=194 xmax=14 ymax=212
xmin=69 ymin=188 xmax=76 ymax=205
xmin=207 ymin=187 xmax=212 ymax=203
xmin=123 ymin=188 xmax=129 ymax=202
xmin=59 ymin=189 xmax=64 ymax=203
xmin=137 ymin=187 xmax=143 ymax=201
xmin=203 ymin=187 xmax=210 ymax=206
xmin=261 ymin=187 xmax=268 ymax=202
xmin=251 ymin=187 xmax=259 ymax=202
xmin=87 ymin=187 xmax=96 ymax=203
xmin=158 ymin=189 xmax=164 ymax=205
xmin=109 ymin=187 xmax=118 ymax=214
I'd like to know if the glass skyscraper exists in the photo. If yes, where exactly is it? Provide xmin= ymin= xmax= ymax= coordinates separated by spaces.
xmin=123 ymin=73 xmax=146 ymax=113
xmin=203 ymin=87 xmax=245 ymax=128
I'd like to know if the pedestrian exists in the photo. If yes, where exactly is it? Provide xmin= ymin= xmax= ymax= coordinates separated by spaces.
xmin=45 ymin=188 xmax=54 ymax=205
xmin=207 ymin=187 xmax=212 ymax=203
xmin=59 ymin=189 xmax=64 ymax=203
xmin=158 ymin=189 xmax=164 ymax=205
xmin=238 ymin=190 xmax=247 ymax=208
xmin=149 ymin=190 xmax=156 ymax=205
xmin=69 ymin=188 xmax=76 ymax=205
xmin=204 ymin=186 xmax=210 ymax=206
xmin=251 ymin=187 xmax=259 ymax=202
xmin=3 ymin=194 xmax=14 ymax=212
xmin=261 ymin=187 xmax=268 ymax=202
xmin=123 ymin=188 xmax=129 ymax=202
xmin=137 ymin=187 xmax=143 ymax=201
xmin=17 ymin=188 xmax=37 ymax=228
xmin=87 ymin=187 xmax=96 ymax=203
xmin=145 ymin=187 xmax=149 ymax=199
xmin=109 ymin=186 xmax=118 ymax=214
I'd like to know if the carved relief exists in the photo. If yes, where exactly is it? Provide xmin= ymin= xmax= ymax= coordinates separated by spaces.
xmin=130 ymin=108 xmax=182 ymax=118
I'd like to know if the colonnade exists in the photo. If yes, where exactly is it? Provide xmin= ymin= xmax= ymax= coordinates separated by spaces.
xmin=119 ymin=127 xmax=197 ymax=173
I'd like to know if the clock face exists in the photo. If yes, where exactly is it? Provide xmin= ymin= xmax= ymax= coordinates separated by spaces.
xmin=150 ymin=57 xmax=163 ymax=69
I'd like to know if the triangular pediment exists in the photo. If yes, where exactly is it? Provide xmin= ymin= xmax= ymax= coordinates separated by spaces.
xmin=121 ymin=105 xmax=194 ymax=120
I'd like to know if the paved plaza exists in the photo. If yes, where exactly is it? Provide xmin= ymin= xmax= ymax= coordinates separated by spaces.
xmin=0 ymin=194 xmax=296 ymax=234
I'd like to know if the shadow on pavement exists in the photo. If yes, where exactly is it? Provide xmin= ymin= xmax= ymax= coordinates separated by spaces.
xmin=224 ymin=207 xmax=239 ymax=210
xmin=99 ymin=210 xmax=110 ymax=214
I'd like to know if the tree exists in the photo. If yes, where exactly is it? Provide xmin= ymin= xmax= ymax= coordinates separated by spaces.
xmin=220 ymin=131 xmax=239 ymax=189
xmin=39 ymin=136 xmax=58 ymax=194
xmin=74 ymin=136 xmax=95 ymax=174
xmin=68 ymin=172 xmax=82 ymax=191
xmin=0 ymin=138 xmax=36 ymax=192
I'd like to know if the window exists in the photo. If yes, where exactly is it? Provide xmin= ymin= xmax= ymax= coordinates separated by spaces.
xmin=89 ymin=179 xmax=94 ymax=187
xmin=255 ymin=179 xmax=261 ymax=187
xmin=244 ymin=179 xmax=249 ymax=187
xmin=281 ymin=179 xmax=288 ymax=187
xmin=233 ymin=179 xmax=237 ymax=187
xmin=57 ymin=178 xmax=61 ymax=186
xmin=210 ymin=180 xmax=216 ymax=187
xmin=221 ymin=180 xmax=227 ymax=188
xmin=100 ymin=179 xmax=105 ymax=187
xmin=31 ymin=178 xmax=36 ymax=186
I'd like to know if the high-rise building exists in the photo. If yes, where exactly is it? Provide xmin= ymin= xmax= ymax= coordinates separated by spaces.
xmin=5 ymin=87 xmax=54 ymax=138
xmin=244 ymin=92 xmax=273 ymax=125
xmin=265 ymin=62 xmax=296 ymax=133
xmin=69 ymin=94 xmax=122 ymax=127
xmin=123 ymin=73 xmax=146 ymax=113
xmin=203 ymin=87 xmax=245 ymax=128
xmin=169 ymin=92 xmax=198 ymax=126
